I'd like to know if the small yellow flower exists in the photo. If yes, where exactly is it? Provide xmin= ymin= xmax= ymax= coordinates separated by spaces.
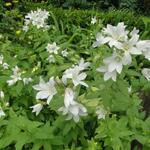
xmin=16 ymin=30 xmax=21 ymax=35
xmin=5 ymin=2 xmax=12 ymax=6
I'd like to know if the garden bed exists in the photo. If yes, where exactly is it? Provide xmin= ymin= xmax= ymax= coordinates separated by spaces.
xmin=0 ymin=2 xmax=150 ymax=150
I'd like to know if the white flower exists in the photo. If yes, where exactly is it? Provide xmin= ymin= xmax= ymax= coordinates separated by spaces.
xmin=46 ymin=42 xmax=60 ymax=54
xmin=23 ymin=8 xmax=49 ymax=31
xmin=119 ymin=34 xmax=141 ymax=55
xmin=96 ymin=106 xmax=107 ymax=120
xmin=23 ymin=77 xmax=33 ymax=85
xmin=62 ymin=66 xmax=88 ymax=87
xmin=0 ymin=91 xmax=4 ymax=99
xmin=3 ymin=63 xmax=9 ymax=69
xmin=142 ymin=68 xmax=150 ymax=81
xmin=30 ymin=103 xmax=43 ymax=116
xmin=136 ymin=40 xmax=150 ymax=61
xmin=102 ymin=22 xmax=128 ymax=48
xmin=92 ymin=33 xmax=109 ymax=48
xmin=47 ymin=55 xmax=55 ymax=63
xmin=58 ymin=88 xmax=87 ymax=123
xmin=61 ymin=49 xmax=68 ymax=57
xmin=0 ymin=107 xmax=5 ymax=118
xmin=103 ymin=54 xmax=124 ymax=74
xmin=97 ymin=52 xmax=132 ymax=81
xmin=97 ymin=66 xmax=117 ymax=81
xmin=91 ymin=17 xmax=97 ymax=24
xmin=33 ymin=77 xmax=57 ymax=104
xmin=77 ymin=58 xmax=91 ymax=71
xmin=128 ymin=86 xmax=132 ymax=93
xmin=62 ymin=59 xmax=89 ymax=87
xmin=0 ymin=55 xmax=3 ymax=64
xmin=7 ymin=66 xmax=22 ymax=86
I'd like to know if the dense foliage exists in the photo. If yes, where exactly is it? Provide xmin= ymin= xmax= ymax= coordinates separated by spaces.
xmin=0 ymin=1 xmax=150 ymax=150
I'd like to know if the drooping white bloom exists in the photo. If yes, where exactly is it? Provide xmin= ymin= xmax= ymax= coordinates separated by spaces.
xmin=7 ymin=66 xmax=22 ymax=86
xmin=91 ymin=17 xmax=97 ymax=24
xmin=2 ymin=63 xmax=9 ymax=69
xmin=92 ymin=33 xmax=109 ymax=48
xmin=61 ymin=49 xmax=68 ymax=57
xmin=0 ymin=55 xmax=3 ymax=64
xmin=33 ymin=77 xmax=57 ymax=104
xmin=0 ymin=91 xmax=4 ymax=99
xmin=96 ymin=106 xmax=107 ymax=120
xmin=142 ymin=68 xmax=150 ymax=81
xmin=47 ymin=55 xmax=55 ymax=63
xmin=58 ymin=88 xmax=87 ymax=123
xmin=62 ymin=66 xmax=88 ymax=87
xmin=0 ymin=107 xmax=5 ymax=118
xmin=46 ymin=42 xmax=60 ymax=54
xmin=30 ymin=103 xmax=43 ymax=116
xmin=102 ymin=22 xmax=128 ymax=48
xmin=23 ymin=8 xmax=49 ymax=31
xmin=23 ymin=77 xmax=33 ymax=85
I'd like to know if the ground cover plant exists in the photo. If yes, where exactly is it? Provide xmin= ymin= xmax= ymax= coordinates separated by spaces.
xmin=0 ymin=1 xmax=150 ymax=150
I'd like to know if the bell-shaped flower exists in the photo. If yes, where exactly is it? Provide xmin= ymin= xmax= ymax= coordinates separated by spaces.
xmin=58 ymin=88 xmax=87 ymax=123
xmin=97 ymin=52 xmax=132 ymax=81
xmin=102 ymin=22 xmax=128 ymax=48
xmin=92 ymin=33 xmax=109 ymax=48
xmin=33 ymin=77 xmax=57 ymax=104
xmin=30 ymin=103 xmax=43 ymax=116
xmin=62 ymin=66 xmax=88 ymax=87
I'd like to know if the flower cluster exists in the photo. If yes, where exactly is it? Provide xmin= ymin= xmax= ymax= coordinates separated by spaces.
xmin=23 ymin=8 xmax=50 ymax=32
xmin=31 ymin=58 xmax=92 ymax=122
xmin=93 ymin=22 xmax=150 ymax=81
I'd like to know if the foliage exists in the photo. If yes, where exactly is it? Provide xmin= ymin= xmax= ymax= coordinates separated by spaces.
xmin=0 ymin=2 xmax=150 ymax=150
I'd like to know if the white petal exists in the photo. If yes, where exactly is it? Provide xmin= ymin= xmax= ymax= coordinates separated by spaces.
xmin=36 ymin=91 xmax=49 ymax=100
